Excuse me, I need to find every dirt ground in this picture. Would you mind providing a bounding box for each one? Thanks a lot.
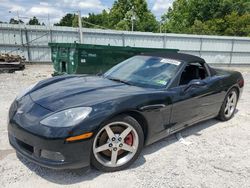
[0,64,249,188]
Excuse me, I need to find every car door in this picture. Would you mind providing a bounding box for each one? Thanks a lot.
[168,62,221,132]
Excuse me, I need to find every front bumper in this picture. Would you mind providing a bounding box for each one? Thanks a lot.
[8,122,93,170]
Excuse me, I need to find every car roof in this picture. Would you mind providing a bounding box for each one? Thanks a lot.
[140,52,205,63]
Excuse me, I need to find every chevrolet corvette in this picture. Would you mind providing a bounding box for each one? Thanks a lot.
[8,52,244,172]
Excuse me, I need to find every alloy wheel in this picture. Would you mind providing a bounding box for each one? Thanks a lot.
[93,122,139,168]
[224,90,237,118]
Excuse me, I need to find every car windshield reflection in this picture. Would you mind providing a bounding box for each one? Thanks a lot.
[104,55,181,88]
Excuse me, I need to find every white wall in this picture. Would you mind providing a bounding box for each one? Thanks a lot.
[0,23,249,64]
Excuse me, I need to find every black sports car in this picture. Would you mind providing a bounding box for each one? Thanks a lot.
[8,52,244,172]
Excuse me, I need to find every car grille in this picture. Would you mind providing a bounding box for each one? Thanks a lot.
[16,138,34,154]
[14,136,65,162]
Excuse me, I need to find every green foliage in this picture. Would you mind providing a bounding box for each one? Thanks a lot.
[82,10,110,29]
[55,13,76,27]
[224,12,250,36]
[54,0,159,32]
[27,16,41,25]
[9,18,24,24]
[53,0,250,35]
[162,0,250,36]
[109,0,159,32]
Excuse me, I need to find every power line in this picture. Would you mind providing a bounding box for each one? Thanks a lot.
[7,31,50,54]
[82,20,109,30]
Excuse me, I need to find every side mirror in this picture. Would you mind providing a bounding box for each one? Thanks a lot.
[96,72,103,76]
[184,79,207,92]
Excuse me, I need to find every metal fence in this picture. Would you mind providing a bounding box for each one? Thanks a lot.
[0,23,250,65]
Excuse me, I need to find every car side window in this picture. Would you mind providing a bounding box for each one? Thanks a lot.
[179,62,208,86]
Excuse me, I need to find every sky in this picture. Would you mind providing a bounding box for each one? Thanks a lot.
[0,0,173,25]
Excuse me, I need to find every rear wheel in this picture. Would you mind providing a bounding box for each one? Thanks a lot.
[91,115,144,172]
[217,88,238,121]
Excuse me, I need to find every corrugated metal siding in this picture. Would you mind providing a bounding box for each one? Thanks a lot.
[0,23,249,64]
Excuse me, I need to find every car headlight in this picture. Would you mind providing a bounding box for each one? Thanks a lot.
[16,83,37,100]
[40,107,92,127]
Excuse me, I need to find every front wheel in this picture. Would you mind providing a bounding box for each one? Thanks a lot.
[217,88,238,121]
[91,115,144,172]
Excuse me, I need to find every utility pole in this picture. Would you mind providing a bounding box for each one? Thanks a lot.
[48,13,51,26]
[78,10,83,43]
[16,11,23,45]
[108,8,110,27]
[131,6,136,32]
[131,18,134,32]
[16,11,20,23]
[9,10,23,49]
[160,20,163,33]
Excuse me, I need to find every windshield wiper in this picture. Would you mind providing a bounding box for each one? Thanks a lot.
[107,77,133,86]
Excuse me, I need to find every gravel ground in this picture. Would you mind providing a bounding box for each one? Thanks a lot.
[0,64,250,188]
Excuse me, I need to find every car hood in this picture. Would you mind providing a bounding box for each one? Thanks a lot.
[29,76,148,111]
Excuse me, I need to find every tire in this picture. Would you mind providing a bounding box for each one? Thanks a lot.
[91,115,144,172]
[217,88,238,121]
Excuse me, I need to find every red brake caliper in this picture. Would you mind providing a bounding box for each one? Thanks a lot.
[125,133,133,146]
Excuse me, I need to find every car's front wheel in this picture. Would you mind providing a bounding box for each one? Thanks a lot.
[91,115,144,172]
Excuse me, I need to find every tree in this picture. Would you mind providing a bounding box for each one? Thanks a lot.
[54,0,159,32]
[109,0,159,32]
[162,0,250,36]
[80,0,159,32]
[54,13,76,27]
[27,16,41,25]
[9,18,24,24]
[82,10,110,29]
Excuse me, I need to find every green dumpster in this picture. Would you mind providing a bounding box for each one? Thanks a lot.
[49,43,179,75]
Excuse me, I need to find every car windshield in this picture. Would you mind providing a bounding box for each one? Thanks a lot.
[104,55,182,88]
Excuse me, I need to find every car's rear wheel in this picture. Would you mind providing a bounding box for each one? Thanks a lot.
[91,115,144,172]
[217,88,238,121]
